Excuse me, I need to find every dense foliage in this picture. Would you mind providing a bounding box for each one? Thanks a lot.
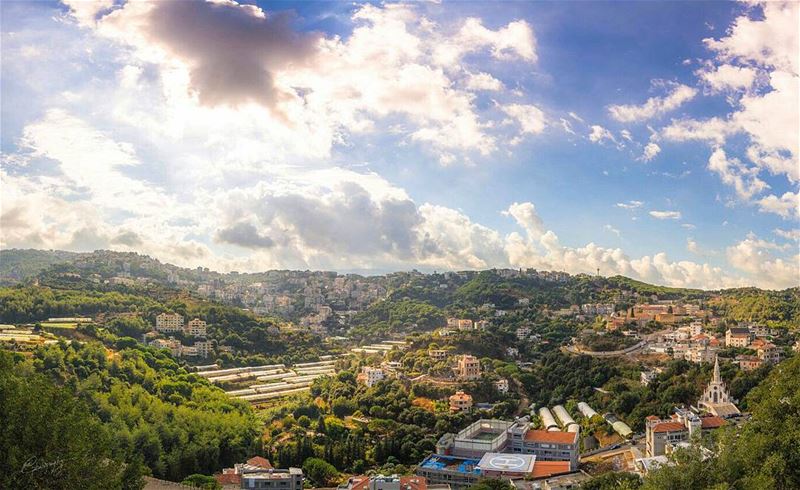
[0,351,138,489]
[12,341,261,483]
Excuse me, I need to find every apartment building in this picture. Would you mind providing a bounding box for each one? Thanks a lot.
[155,313,184,333]
[186,318,208,337]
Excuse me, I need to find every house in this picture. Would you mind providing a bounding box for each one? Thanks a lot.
[455,355,481,380]
[736,355,763,371]
[150,337,182,357]
[750,339,780,364]
[429,349,449,361]
[640,370,658,386]
[357,367,385,387]
[494,379,509,394]
[725,327,751,348]
[516,326,532,340]
[215,456,291,490]
[449,391,473,412]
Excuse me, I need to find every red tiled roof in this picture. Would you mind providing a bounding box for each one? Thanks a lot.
[247,456,273,469]
[524,430,577,444]
[646,415,660,421]
[531,461,571,479]
[652,422,686,433]
[700,416,726,429]
[215,473,242,485]
[400,476,428,490]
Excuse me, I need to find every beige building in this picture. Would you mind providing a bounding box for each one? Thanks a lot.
[155,313,184,333]
[455,355,481,380]
[185,318,208,337]
[357,367,385,387]
[725,327,751,347]
[429,349,449,361]
[449,391,473,412]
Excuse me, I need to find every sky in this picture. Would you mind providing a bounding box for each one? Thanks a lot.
[0,0,798,289]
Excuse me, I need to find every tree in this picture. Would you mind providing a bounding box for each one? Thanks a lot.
[0,352,130,489]
[582,472,642,489]
[470,478,515,490]
[182,474,222,489]
[302,457,339,486]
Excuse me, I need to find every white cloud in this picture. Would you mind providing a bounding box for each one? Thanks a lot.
[774,229,800,241]
[604,224,621,237]
[698,64,758,92]
[568,112,584,123]
[501,103,546,135]
[727,234,799,289]
[60,1,543,162]
[661,117,737,145]
[649,210,682,220]
[434,17,536,65]
[756,192,800,220]
[707,147,768,200]
[588,125,617,144]
[703,1,798,74]
[608,83,697,122]
[503,202,545,239]
[640,142,661,162]
[464,72,503,91]
[686,238,700,255]
[616,200,643,210]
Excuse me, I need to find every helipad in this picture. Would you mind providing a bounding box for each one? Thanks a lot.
[476,452,536,475]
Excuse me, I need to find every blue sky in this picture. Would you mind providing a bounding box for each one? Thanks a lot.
[0,0,797,289]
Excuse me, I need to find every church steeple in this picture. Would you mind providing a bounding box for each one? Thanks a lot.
[713,355,721,384]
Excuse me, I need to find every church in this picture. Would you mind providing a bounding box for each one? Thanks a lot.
[698,356,741,417]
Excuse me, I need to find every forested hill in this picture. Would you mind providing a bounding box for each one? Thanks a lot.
[2,249,799,334]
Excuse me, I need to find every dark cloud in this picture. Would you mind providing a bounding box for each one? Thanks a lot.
[67,227,109,252]
[144,0,320,112]
[216,222,275,249]
[253,182,423,259]
[111,230,143,246]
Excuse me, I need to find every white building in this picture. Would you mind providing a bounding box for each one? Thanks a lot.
[516,326,532,340]
[155,313,184,333]
[358,367,385,387]
[185,318,207,337]
[494,378,509,394]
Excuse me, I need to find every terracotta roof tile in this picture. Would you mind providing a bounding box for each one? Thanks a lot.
[700,416,725,429]
[524,430,578,444]
[652,422,686,433]
[247,456,273,469]
[531,461,571,479]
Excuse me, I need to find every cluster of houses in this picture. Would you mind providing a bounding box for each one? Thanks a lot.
[605,302,708,330]
[646,322,782,370]
[147,313,224,359]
